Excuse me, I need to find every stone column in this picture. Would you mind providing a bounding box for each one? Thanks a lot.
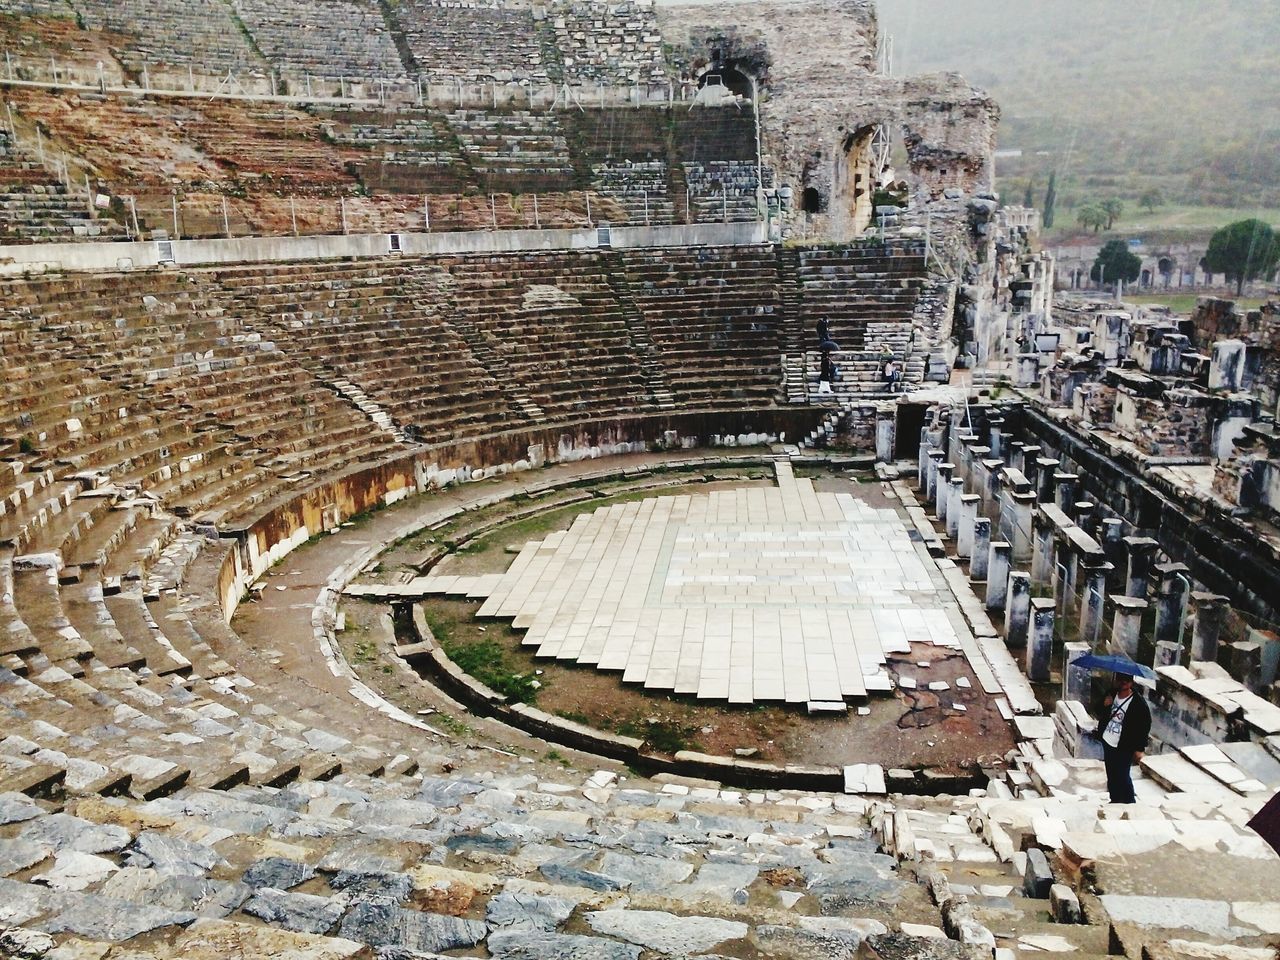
[1055,544,1080,619]
[1123,536,1160,600]
[1063,641,1091,703]
[935,463,955,520]
[1110,596,1148,659]
[968,445,992,494]
[1054,472,1079,511]
[1222,641,1262,691]
[1073,501,1095,539]
[1009,491,1037,562]
[1078,562,1112,645]
[971,518,991,581]
[1021,445,1043,485]
[1005,571,1032,647]
[875,409,896,463]
[918,433,933,487]
[1153,562,1191,645]
[1036,457,1060,503]
[1249,627,1280,688]
[986,542,1012,611]
[1100,518,1125,582]
[1027,598,1056,682]
[945,477,965,540]
[1009,440,1026,472]
[1031,511,1056,585]
[926,450,946,502]
[1017,353,1040,387]
[982,459,1004,520]
[1190,592,1229,663]
[1153,640,1182,669]
[956,434,980,484]
[988,417,1005,459]
[1208,339,1247,391]
[957,494,980,559]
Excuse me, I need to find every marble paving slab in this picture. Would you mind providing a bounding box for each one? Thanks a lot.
[430,461,987,703]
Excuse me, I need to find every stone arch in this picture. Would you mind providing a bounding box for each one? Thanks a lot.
[828,123,878,239]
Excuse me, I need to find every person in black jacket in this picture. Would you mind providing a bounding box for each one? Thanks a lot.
[1095,672,1152,804]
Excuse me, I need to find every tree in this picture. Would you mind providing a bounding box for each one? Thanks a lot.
[1042,171,1057,230]
[1101,197,1124,230]
[1204,218,1280,296]
[1091,239,1142,286]
[1023,183,1035,208]
[1138,188,1164,213]
[1077,203,1107,233]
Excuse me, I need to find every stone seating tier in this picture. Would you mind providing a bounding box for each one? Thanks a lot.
[231,0,405,78]
[393,0,549,81]
[621,245,784,406]
[71,0,263,72]
[796,245,930,349]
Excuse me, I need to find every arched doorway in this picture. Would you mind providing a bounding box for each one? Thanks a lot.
[697,64,753,99]
[801,187,822,214]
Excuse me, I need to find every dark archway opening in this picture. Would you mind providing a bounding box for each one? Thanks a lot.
[895,403,928,460]
[698,61,753,99]
[801,187,822,214]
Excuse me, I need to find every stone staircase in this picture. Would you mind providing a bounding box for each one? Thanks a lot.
[322,374,412,446]
[874,720,1280,960]
[0,751,950,958]
[605,251,677,410]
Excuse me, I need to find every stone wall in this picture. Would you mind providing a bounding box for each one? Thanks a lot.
[217,407,828,616]
[657,0,997,243]
[1010,403,1280,624]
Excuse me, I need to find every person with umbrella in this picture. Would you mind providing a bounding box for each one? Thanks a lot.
[1094,669,1152,804]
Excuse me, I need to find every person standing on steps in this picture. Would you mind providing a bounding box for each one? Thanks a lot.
[1095,672,1151,804]
[816,316,830,345]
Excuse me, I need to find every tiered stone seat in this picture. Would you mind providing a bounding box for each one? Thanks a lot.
[176,101,364,195]
[394,0,549,81]
[212,259,518,444]
[592,159,674,224]
[0,130,127,243]
[232,0,406,78]
[0,0,70,14]
[444,252,652,421]
[0,270,405,533]
[6,91,224,190]
[621,245,783,407]
[683,159,759,223]
[446,109,575,190]
[796,243,929,349]
[323,108,474,193]
[552,0,667,86]
[73,0,263,72]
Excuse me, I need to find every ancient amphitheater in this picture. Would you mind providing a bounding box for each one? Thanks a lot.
[0,0,1276,958]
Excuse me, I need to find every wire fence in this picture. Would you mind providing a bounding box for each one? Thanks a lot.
[0,49,697,110]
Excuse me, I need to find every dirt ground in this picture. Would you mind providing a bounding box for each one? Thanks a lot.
[344,469,1016,774]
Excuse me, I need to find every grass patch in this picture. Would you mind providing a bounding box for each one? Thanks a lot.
[425,608,539,704]
[442,637,540,703]
[1122,293,1269,315]
[555,709,590,725]
[433,712,474,738]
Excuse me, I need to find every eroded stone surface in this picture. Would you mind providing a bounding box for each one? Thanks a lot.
[586,909,748,954]
[339,901,486,953]
[487,930,643,960]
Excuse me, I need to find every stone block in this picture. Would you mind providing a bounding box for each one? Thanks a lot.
[1050,883,1081,923]
[1022,848,1053,898]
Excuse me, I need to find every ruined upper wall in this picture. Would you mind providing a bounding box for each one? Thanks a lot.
[657,0,998,241]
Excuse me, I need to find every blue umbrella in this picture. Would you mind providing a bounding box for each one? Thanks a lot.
[1070,653,1157,682]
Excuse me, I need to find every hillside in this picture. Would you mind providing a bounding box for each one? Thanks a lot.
[877,0,1280,233]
